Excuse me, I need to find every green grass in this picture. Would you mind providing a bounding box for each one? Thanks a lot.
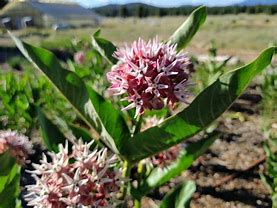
[1,14,277,61]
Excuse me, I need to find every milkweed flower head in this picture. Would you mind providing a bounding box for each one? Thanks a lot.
[107,37,193,117]
[25,140,123,208]
[74,51,86,65]
[151,145,180,167]
[0,130,34,164]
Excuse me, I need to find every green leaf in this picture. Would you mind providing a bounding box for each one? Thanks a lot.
[122,47,276,162]
[0,151,17,193]
[0,172,20,208]
[91,34,117,64]
[160,181,196,208]
[86,85,130,155]
[169,6,207,51]
[0,151,16,176]
[37,107,67,153]
[132,132,218,198]
[10,33,130,154]
[68,123,102,149]
[93,29,101,37]
[68,124,94,143]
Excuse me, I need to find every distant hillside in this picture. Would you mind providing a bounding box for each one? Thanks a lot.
[93,3,167,17]
[92,2,277,17]
[94,3,159,10]
[93,3,196,17]
[238,0,277,6]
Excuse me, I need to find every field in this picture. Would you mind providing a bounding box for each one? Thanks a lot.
[1,14,277,62]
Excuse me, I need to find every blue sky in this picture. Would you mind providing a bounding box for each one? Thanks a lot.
[73,0,244,8]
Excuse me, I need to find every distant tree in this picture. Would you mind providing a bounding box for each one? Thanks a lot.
[120,5,129,17]
[136,5,149,18]
[246,6,256,14]
[0,0,8,9]
[135,5,141,17]
[158,8,167,17]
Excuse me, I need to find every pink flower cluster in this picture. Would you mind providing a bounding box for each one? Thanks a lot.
[74,51,86,65]
[0,130,33,164]
[107,38,192,116]
[151,145,180,167]
[25,140,123,208]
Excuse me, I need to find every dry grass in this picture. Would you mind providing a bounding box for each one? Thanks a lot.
[1,14,277,61]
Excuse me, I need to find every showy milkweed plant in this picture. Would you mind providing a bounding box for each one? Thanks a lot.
[0,6,276,207]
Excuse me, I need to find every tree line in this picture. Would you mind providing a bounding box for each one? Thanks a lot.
[93,4,277,17]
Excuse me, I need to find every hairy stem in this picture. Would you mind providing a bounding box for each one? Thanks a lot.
[133,115,142,135]
[119,160,132,200]
[134,198,141,208]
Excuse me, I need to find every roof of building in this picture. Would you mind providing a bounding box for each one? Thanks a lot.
[28,1,97,17]
[0,0,101,19]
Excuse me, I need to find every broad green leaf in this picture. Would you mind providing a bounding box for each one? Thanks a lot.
[0,172,20,208]
[68,124,94,143]
[10,33,130,154]
[160,181,196,208]
[0,151,16,176]
[86,85,130,155]
[91,33,117,64]
[37,107,67,152]
[132,132,217,198]
[68,124,102,149]
[0,164,17,193]
[169,6,207,51]
[0,151,17,193]
[122,47,276,162]
[93,29,101,37]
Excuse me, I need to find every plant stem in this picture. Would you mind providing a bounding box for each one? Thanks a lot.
[137,161,144,185]
[119,160,132,200]
[134,198,141,208]
[133,115,142,135]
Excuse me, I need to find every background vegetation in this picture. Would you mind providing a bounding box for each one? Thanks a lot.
[93,3,277,17]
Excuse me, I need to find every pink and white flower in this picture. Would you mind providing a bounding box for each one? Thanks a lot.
[74,51,86,65]
[25,140,123,208]
[107,37,192,116]
[151,145,180,167]
[0,130,33,164]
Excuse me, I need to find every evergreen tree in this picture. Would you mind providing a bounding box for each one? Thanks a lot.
[120,5,129,18]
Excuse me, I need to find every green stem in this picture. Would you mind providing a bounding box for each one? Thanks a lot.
[119,160,132,200]
[137,161,144,185]
[134,198,141,208]
[133,115,142,135]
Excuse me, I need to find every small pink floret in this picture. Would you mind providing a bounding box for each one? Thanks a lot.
[74,51,86,65]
